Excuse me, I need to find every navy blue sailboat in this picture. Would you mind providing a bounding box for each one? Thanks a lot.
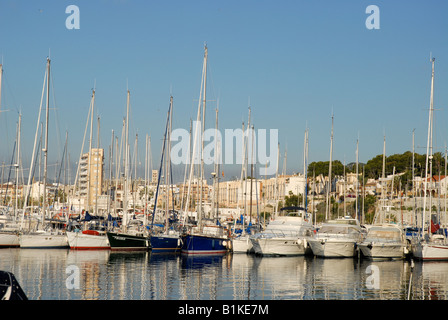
[149,96,182,253]
[180,45,231,255]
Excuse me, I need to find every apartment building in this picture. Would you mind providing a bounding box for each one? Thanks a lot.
[79,148,104,210]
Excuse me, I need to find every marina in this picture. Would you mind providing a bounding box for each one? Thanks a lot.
[1,248,448,300]
[1,1,448,305]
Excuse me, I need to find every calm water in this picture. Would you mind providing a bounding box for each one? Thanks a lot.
[0,248,447,300]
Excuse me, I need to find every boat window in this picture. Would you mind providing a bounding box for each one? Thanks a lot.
[366,229,401,240]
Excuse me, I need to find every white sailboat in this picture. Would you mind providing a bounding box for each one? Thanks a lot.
[232,108,256,254]
[0,64,20,248]
[67,89,110,250]
[358,224,408,259]
[411,57,448,261]
[19,58,68,249]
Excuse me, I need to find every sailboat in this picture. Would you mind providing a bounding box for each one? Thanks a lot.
[19,58,68,249]
[411,57,448,261]
[232,109,264,254]
[150,96,182,253]
[66,89,110,250]
[0,87,21,248]
[180,45,231,255]
[106,90,150,251]
[358,138,408,259]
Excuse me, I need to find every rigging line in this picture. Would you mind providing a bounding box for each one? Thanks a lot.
[50,66,63,165]
[3,70,20,113]
[2,141,16,206]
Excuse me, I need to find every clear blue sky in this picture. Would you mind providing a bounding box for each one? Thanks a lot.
[0,0,447,182]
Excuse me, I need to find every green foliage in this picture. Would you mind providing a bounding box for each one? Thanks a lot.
[283,191,304,208]
[308,160,345,177]
[308,151,446,188]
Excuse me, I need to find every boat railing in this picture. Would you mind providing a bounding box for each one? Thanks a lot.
[254,229,305,239]
[363,236,404,244]
[314,232,362,241]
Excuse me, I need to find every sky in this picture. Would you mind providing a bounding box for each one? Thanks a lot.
[0,0,447,183]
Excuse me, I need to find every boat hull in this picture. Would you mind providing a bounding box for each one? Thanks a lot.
[181,234,229,255]
[251,237,308,256]
[308,238,357,258]
[232,235,253,253]
[0,231,20,248]
[106,232,150,251]
[358,242,406,260]
[67,231,110,250]
[19,233,69,249]
[150,234,182,253]
[411,242,448,261]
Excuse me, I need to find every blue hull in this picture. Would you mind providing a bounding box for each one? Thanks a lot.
[150,235,181,252]
[181,234,229,255]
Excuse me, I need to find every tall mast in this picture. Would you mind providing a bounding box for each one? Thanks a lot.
[42,58,50,225]
[211,107,219,219]
[123,90,130,231]
[165,96,173,232]
[199,45,208,225]
[250,125,254,225]
[325,114,334,221]
[412,129,416,227]
[422,57,435,236]
[95,115,100,215]
[303,128,309,212]
[15,113,21,221]
[87,90,95,213]
[377,135,386,224]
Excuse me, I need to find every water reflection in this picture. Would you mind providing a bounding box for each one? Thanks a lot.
[0,248,447,300]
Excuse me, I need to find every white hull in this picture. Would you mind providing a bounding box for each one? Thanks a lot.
[412,241,448,261]
[232,235,253,253]
[0,231,20,247]
[67,231,110,250]
[251,237,308,256]
[308,238,358,258]
[358,242,406,259]
[19,232,68,248]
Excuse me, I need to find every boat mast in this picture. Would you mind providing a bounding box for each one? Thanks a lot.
[325,114,334,221]
[211,107,219,220]
[95,115,100,215]
[303,127,309,216]
[87,90,95,213]
[123,90,130,232]
[165,96,173,232]
[199,45,208,226]
[250,125,254,225]
[14,113,21,221]
[412,129,416,227]
[151,96,172,230]
[422,57,435,237]
[41,58,51,227]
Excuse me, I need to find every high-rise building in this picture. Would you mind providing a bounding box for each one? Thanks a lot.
[152,169,158,184]
[79,148,104,210]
